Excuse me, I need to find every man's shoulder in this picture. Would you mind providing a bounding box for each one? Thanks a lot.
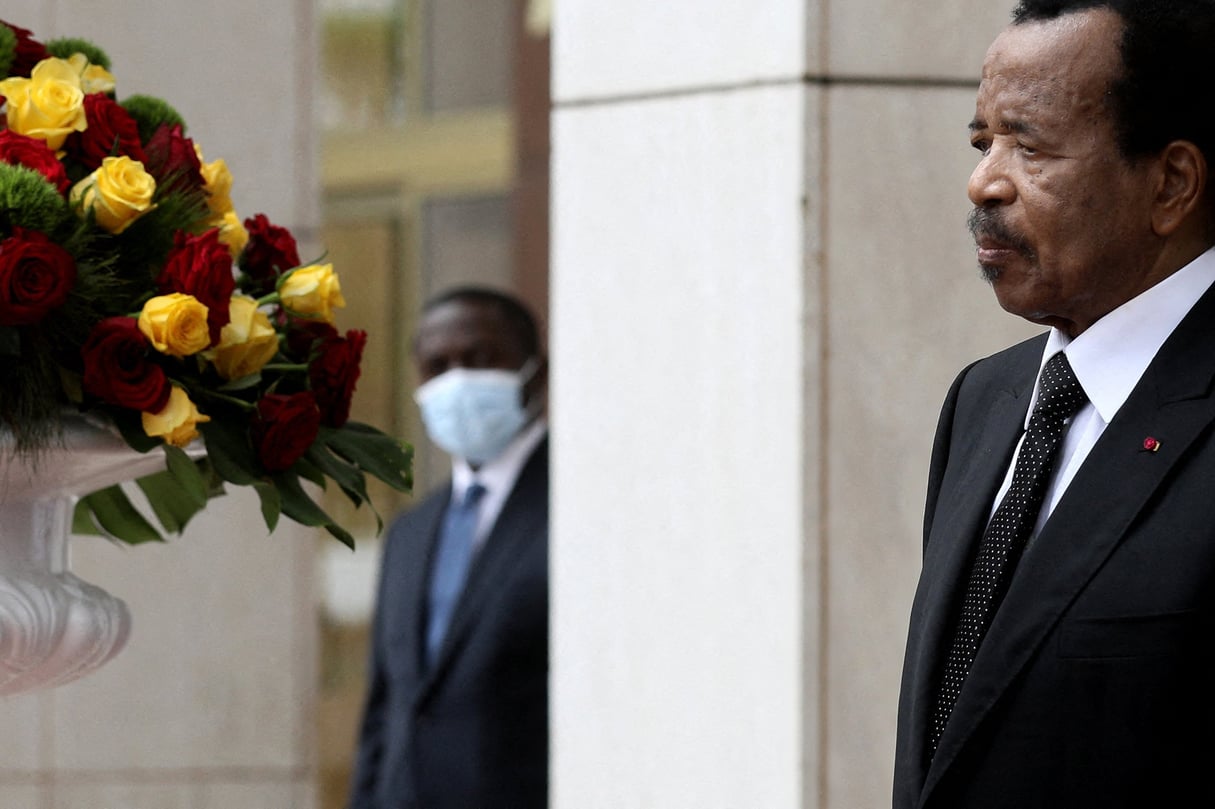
[980,331,1048,369]
[957,331,1049,391]
[385,484,450,542]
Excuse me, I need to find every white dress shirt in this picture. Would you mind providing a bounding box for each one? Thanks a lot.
[450,417,547,550]
[991,246,1215,546]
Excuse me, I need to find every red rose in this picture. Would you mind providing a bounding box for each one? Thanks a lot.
[143,123,204,197]
[252,391,321,472]
[157,229,235,344]
[0,21,49,78]
[285,320,337,361]
[240,213,300,294]
[80,317,172,412]
[0,129,71,193]
[64,94,148,171]
[309,329,366,427]
[0,227,76,325]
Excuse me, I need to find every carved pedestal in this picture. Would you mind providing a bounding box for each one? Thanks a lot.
[0,415,170,694]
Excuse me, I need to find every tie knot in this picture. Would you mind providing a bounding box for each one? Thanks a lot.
[461,482,487,508]
[1033,351,1088,421]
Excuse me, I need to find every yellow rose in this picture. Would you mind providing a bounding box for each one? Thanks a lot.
[206,296,280,380]
[217,209,249,259]
[71,156,157,234]
[0,57,87,150]
[138,293,212,357]
[67,53,116,95]
[142,386,210,448]
[200,155,234,219]
[279,263,346,323]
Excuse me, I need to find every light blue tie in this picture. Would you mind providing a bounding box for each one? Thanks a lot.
[425,482,487,666]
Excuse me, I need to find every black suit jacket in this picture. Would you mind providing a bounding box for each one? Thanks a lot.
[895,284,1215,808]
[350,438,548,809]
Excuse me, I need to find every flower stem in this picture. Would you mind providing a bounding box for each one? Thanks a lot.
[196,389,257,410]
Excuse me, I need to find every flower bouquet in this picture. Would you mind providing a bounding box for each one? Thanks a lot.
[0,20,412,548]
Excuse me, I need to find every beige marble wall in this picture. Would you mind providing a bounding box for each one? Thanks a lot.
[821,83,1037,805]
[552,1,1040,808]
[1,2,320,808]
[819,7,1038,807]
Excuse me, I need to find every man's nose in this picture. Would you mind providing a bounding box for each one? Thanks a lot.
[967,149,1015,208]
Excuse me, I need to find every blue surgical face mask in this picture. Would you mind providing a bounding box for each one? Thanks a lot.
[414,359,539,464]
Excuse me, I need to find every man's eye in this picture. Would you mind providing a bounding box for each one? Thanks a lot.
[972,140,991,155]
[1018,143,1038,156]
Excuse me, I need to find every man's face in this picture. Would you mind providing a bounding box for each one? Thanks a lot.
[413,299,530,385]
[967,8,1161,337]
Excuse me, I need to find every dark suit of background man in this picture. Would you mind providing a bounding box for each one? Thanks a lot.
[350,287,548,809]
[895,1,1215,807]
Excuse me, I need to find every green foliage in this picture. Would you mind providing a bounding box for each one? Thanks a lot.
[75,484,163,544]
[275,469,354,549]
[188,417,412,549]
[322,422,414,493]
[0,344,70,451]
[0,165,71,234]
[72,420,412,546]
[45,37,111,70]
[121,95,186,144]
[0,24,15,78]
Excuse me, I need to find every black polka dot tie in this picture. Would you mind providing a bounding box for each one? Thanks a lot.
[928,351,1088,756]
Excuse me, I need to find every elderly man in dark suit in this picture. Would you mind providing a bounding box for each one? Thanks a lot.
[895,1,1215,806]
[350,286,548,809]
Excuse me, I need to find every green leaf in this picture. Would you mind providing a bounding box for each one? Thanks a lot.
[163,445,208,507]
[275,471,354,549]
[321,521,357,549]
[275,471,330,525]
[306,442,368,507]
[254,480,281,533]
[321,422,413,493]
[295,457,328,489]
[72,499,103,536]
[195,422,285,536]
[218,373,263,392]
[198,419,259,485]
[78,485,165,545]
[310,443,383,534]
[134,469,209,535]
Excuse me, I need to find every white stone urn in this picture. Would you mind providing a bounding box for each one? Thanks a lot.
[0,413,173,695]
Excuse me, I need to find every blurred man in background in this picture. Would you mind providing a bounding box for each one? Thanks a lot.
[350,286,548,809]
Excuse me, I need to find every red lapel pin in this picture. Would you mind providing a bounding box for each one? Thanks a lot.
[1142,436,1161,453]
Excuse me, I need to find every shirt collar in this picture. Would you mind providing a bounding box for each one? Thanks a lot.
[1032,246,1215,427]
[451,417,548,500]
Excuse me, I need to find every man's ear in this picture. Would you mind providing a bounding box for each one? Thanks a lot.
[1152,140,1208,237]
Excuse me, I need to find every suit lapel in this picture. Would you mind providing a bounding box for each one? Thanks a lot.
[417,438,548,696]
[400,490,449,680]
[923,286,1215,802]
[903,366,1033,791]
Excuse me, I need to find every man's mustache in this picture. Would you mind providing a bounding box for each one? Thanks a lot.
[967,208,1035,259]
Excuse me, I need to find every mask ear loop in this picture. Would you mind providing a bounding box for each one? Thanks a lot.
[517,357,541,383]
[517,356,544,417]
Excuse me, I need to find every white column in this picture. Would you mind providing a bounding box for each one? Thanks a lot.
[551,2,820,806]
